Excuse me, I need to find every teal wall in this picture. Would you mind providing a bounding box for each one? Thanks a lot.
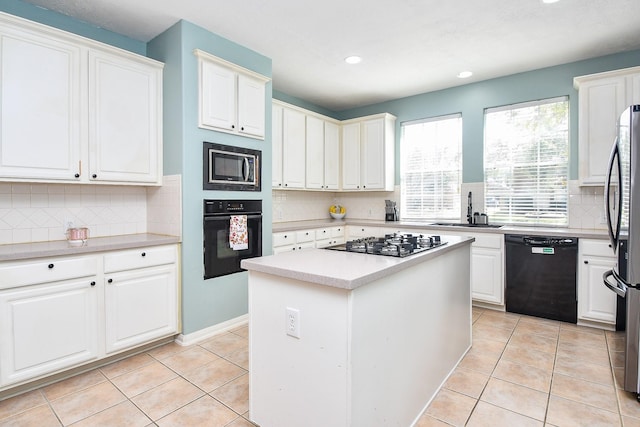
[147,21,272,335]
[1,0,145,55]
[276,50,640,184]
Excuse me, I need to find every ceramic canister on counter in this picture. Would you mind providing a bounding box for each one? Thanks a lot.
[66,227,89,245]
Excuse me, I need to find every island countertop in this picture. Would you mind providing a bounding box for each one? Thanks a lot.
[241,234,473,290]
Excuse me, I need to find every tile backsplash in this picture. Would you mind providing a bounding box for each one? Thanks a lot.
[273,180,608,230]
[273,187,401,223]
[0,175,182,245]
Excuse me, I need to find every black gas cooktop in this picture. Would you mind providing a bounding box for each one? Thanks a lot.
[325,233,446,257]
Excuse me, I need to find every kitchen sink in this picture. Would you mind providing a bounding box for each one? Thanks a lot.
[431,222,503,229]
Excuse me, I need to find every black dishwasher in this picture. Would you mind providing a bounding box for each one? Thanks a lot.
[505,234,578,323]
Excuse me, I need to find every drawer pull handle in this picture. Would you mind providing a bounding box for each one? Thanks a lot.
[90,281,96,286]
[92,174,97,178]
[584,260,589,264]
[108,278,113,283]
[48,263,54,269]
[74,173,80,178]
[141,252,146,257]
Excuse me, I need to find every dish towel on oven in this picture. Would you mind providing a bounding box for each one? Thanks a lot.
[229,215,248,250]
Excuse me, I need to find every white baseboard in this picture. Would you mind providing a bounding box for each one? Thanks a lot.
[175,314,249,346]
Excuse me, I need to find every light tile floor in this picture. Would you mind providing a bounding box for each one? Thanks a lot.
[1,309,639,426]
[416,307,640,426]
[0,325,253,427]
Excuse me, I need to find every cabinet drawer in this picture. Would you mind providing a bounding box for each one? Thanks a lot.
[331,226,344,238]
[273,232,295,247]
[104,245,176,273]
[580,239,615,258]
[470,233,503,249]
[315,228,331,240]
[296,230,314,243]
[0,256,98,289]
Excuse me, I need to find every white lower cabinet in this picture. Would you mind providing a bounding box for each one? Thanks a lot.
[468,233,504,305]
[0,278,99,386]
[345,225,384,240]
[105,265,176,353]
[315,226,345,248]
[0,244,179,389]
[273,227,346,253]
[578,239,617,325]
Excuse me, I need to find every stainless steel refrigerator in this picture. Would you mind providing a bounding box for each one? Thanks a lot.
[604,104,640,395]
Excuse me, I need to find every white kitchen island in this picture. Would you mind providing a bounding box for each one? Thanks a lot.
[241,235,473,427]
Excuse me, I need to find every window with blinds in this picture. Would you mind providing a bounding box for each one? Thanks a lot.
[484,97,569,226]
[400,114,462,220]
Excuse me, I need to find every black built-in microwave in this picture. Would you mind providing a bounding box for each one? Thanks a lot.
[203,142,261,191]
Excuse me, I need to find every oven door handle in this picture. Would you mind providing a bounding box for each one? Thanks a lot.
[603,269,628,298]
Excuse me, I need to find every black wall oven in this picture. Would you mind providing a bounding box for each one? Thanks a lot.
[203,199,262,279]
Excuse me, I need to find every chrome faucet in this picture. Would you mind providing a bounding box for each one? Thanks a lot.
[467,191,473,224]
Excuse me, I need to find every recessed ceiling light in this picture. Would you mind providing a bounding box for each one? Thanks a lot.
[457,71,473,79]
[345,56,362,65]
[542,0,560,3]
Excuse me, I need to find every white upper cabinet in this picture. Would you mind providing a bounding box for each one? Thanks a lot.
[198,59,236,132]
[341,122,361,190]
[0,13,163,185]
[305,115,325,189]
[574,66,640,185]
[323,121,340,190]
[282,107,306,189]
[273,100,395,192]
[238,74,267,137]
[341,114,396,191]
[88,49,162,184]
[272,104,284,188]
[306,115,340,190]
[0,17,83,181]
[196,49,269,140]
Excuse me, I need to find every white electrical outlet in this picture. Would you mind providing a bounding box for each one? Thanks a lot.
[286,307,301,339]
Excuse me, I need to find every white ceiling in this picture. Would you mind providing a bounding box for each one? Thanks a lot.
[21,0,640,111]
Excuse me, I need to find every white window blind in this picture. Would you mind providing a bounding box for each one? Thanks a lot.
[400,114,462,220]
[484,97,569,226]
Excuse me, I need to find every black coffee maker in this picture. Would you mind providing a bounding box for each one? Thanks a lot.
[385,200,398,221]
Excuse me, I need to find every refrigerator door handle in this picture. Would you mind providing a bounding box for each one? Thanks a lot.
[604,137,622,250]
[603,269,628,298]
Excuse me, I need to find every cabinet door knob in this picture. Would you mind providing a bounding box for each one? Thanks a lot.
[92,174,97,178]
[48,263,54,269]
[108,278,113,283]
[90,281,96,286]
[74,173,80,178]
[231,125,235,129]
[241,126,245,131]
[141,252,146,257]
[584,260,588,264]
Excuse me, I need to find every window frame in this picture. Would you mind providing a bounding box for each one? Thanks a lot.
[483,96,570,226]
[400,113,463,222]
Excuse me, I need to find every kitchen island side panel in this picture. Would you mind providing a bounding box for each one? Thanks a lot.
[248,272,350,427]
[248,241,472,427]
[349,244,472,426]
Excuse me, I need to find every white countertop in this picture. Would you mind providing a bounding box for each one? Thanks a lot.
[272,218,609,239]
[242,235,473,290]
[0,233,181,261]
